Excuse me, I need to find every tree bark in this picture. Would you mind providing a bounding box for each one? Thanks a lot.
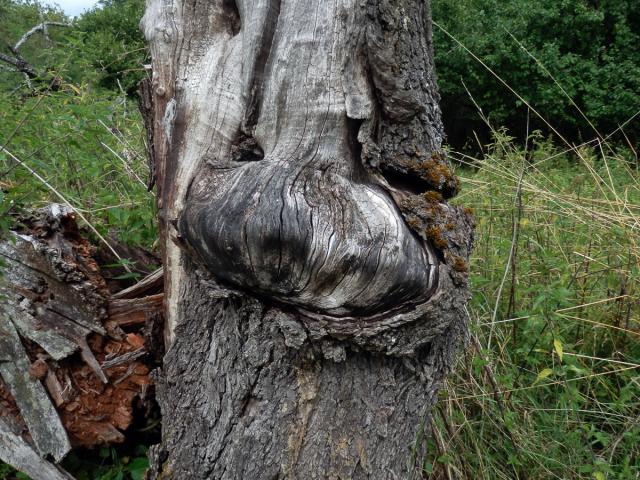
[142,0,474,478]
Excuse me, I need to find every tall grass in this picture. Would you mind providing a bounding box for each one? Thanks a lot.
[423,131,640,479]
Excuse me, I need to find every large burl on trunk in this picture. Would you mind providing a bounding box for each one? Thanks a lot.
[142,0,474,478]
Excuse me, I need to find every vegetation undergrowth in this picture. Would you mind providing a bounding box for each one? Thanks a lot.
[0,87,156,250]
[0,0,154,254]
[422,132,640,479]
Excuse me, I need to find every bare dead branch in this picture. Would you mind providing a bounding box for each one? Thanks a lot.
[0,22,70,84]
[112,268,164,299]
[13,22,70,52]
[0,51,37,78]
[101,348,146,370]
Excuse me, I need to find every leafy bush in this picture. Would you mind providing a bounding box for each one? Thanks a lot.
[0,86,157,249]
[433,0,640,148]
[74,0,147,94]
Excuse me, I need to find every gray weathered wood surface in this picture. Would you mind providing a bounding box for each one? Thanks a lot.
[0,417,73,480]
[0,315,71,462]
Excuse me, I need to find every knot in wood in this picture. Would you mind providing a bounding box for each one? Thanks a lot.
[181,161,439,319]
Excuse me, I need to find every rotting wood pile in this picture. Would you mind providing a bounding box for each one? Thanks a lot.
[0,204,163,479]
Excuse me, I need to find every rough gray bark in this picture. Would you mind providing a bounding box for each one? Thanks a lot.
[142,0,474,478]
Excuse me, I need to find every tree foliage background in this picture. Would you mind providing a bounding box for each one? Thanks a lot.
[433,0,640,147]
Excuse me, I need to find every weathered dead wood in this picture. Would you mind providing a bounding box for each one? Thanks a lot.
[101,347,146,369]
[0,205,157,476]
[0,316,71,461]
[0,208,109,385]
[57,334,151,448]
[0,417,74,480]
[138,77,157,191]
[13,22,70,51]
[108,293,164,328]
[7,304,77,361]
[112,268,163,299]
[0,52,38,79]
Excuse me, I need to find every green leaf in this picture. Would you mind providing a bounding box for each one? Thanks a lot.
[534,368,553,385]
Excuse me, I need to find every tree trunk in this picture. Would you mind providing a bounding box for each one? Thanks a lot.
[142,0,474,478]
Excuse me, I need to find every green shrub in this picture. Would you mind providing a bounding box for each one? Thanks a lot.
[0,86,157,250]
[75,0,147,95]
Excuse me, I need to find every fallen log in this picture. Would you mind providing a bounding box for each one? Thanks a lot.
[0,205,163,478]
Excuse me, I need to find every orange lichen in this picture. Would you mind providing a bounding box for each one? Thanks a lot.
[410,159,457,191]
[406,217,421,229]
[422,191,443,203]
[451,255,468,273]
[425,226,448,249]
